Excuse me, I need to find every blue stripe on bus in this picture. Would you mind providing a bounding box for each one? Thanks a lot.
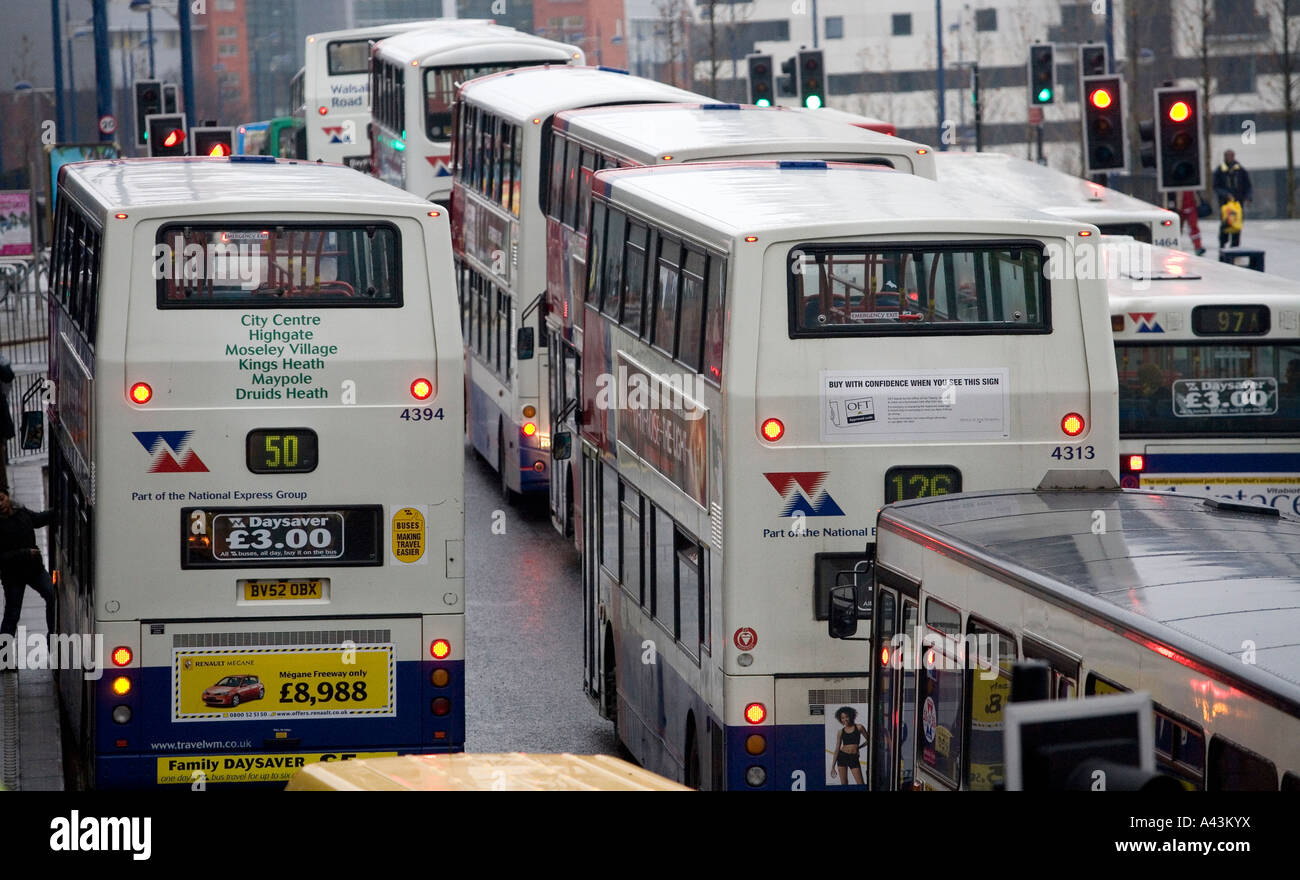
[1142,453,1300,474]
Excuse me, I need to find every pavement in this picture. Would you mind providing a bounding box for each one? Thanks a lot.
[0,456,63,791]
[1182,218,1300,282]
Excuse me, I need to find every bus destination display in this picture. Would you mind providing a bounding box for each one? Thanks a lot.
[182,505,383,568]
[885,466,962,504]
[1191,305,1269,336]
[247,429,319,473]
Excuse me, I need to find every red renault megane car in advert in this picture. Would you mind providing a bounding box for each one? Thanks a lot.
[203,675,266,707]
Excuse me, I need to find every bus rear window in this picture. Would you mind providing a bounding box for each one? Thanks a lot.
[1117,342,1300,437]
[155,224,402,308]
[789,243,1047,336]
[326,40,371,75]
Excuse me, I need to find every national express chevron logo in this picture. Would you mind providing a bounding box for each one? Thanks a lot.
[133,430,208,473]
[764,472,845,517]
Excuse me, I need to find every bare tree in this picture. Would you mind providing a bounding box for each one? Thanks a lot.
[705,0,720,94]
[653,0,692,88]
[1266,0,1299,217]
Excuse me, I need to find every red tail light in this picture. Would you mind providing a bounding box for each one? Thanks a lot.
[760,418,784,442]
[1127,454,1145,472]
[129,382,152,404]
[430,639,451,659]
[411,378,433,400]
[744,702,766,724]
[112,647,133,667]
[1061,413,1085,437]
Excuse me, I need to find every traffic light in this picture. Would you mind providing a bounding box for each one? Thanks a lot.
[1079,44,1107,77]
[163,82,179,114]
[779,56,797,97]
[798,49,825,109]
[1028,43,1055,104]
[746,54,774,107]
[1137,119,1156,169]
[1081,75,1126,174]
[191,126,235,157]
[1154,86,1203,191]
[146,113,188,157]
[134,79,163,147]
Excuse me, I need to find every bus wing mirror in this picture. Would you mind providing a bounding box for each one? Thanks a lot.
[552,431,572,461]
[828,585,859,639]
[517,326,535,360]
[19,410,44,451]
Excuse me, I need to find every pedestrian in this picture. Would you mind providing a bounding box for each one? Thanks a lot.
[0,352,14,494]
[1212,150,1252,249]
[1177,190,1206,256]
[0,491,57,653]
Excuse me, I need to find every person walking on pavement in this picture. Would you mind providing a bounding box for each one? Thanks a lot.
[1212,150,1252,249]
[0,491,57,655]
[0,351,13,494]
[1177,190,1206,256]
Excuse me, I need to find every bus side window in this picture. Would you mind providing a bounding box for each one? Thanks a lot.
[1084,672,1128,696]
[622,223,647,335]
[620,482,642,603]
[703,255,725,385]
[599,463,621,582]
[1153,706,1205,790]
[577,149,597,237]
[1207,737,1277,791]
[1023,635,1079,700]
[918,599,964,789]
[547,135,567,221]
[677,250,706,372]
[563,140,581,230]
[674,527,703,659]
[587,201,607,307]
[510,126,522,217]
[602,209,626,319]
[652,506,675,635]
[652,238,681,356]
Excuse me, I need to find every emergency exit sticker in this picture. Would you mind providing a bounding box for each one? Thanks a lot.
[391,506,427,565]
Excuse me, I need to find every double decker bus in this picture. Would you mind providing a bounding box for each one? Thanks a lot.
[848,485,1300,790]
[48,156,464,788]
[559,161,1119,788]
[541,103,938,545]
[1107,241,1300,512]
[299,20,446,169]
[934,150,1180,246]
[371,23,583,204]
[452,66,707,498]
[237,118,303,159]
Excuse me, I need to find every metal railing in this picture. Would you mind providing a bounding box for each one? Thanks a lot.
[1,251,50,463]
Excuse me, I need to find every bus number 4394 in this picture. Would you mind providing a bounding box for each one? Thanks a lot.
[401,408,444,421]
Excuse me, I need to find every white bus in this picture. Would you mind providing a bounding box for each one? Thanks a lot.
[371,23,583,205]
[557,160,1120,789]
[300,20,448,169]
[850,485,1300,790]
[542,103,937,545]
[452,66,707,499]
[1107,241,1300,512]
[793,106,898,136]
[935,150,1181,246]
[48,155,464,788]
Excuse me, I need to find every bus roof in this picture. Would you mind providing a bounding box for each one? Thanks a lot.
[553,103,930,167]
[458,65,709,125]
[373,21,579,67]
[880,488,1300,709]
[306,19,453,45]
[593,162,1095,243]
[1103,238,1300,305]
[935,151,1178,225]
[285,752,691,791]
[791,105,897,135]
[59,157,435,220]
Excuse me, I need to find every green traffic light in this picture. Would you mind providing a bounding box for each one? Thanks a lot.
[756,98,772,107]
[1036,87,1052,103]
[804,95,823,110]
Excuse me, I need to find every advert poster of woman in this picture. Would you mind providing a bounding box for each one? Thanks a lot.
[826,704,869,786]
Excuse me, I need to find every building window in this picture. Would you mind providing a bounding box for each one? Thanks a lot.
[218,26,239,40]
[892,13,912,36]
[215,0,236,10]
[218,43,239,57]
[825,16,844,39]
[975,8,997,31]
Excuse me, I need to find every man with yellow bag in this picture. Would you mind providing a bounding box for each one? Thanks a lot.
[1212,150,1252,249]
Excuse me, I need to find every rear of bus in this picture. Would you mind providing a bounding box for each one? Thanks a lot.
[302,22,444,168]
[714,164,1117,788]
[71,159,464,788]
[543,104,933,543]
[1110,245,1300,512]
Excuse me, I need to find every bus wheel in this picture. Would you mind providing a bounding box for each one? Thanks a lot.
[684,723,702,790]
[603,628,617,725]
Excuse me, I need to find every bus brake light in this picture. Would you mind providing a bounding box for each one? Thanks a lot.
[129,382,153,404]
[430,639,451,659]
[523,422,537,437]
[744,702,766,724]
[318,106,328,116]
[1128,454,1145,472]
[1061,413,1085,437]
[760,418,784,442]
[112,647,133,667]
[411,378,433,400]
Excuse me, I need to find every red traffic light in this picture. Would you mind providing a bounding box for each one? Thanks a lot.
[1168,100,1190,122]
[206,142,231,157]
[162,128,185,148]
[1089,88,1113,109]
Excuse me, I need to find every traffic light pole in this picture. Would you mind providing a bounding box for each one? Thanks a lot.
[936,0,946,151]
[1036,123,1044,164]
[93,0,112,142]
[972,63,982,152]
[179,0,195,122]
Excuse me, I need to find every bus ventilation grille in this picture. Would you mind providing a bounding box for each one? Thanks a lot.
[172,630,393,648]
[710,503,723,547]
[807,688,869,715]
